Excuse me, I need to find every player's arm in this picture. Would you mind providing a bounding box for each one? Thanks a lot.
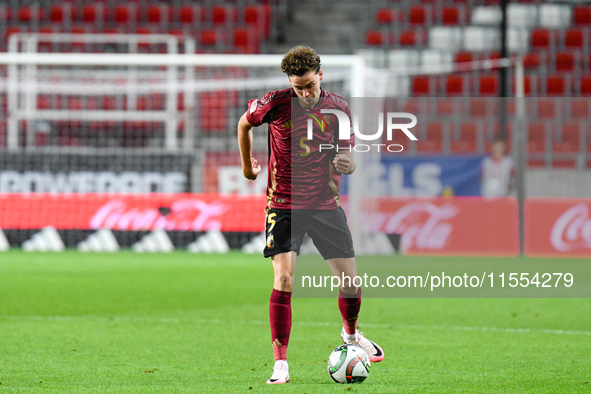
[238,111,262,180]
[333,151,356,175]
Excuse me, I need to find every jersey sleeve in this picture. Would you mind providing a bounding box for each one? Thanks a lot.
[246,92,276,127]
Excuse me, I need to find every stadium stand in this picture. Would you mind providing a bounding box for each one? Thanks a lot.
[0,1,275,54]
[361,0,590,167]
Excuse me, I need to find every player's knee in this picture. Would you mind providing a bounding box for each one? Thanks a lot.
[275,272,292,286]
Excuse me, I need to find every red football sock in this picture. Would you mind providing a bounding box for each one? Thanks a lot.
[269,289,292,361]
[338,288,361,335]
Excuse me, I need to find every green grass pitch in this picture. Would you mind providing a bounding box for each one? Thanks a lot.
[0,251,590,393]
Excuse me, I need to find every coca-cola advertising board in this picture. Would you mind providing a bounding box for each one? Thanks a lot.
[365,197,520,256]
[525,198,591,257]
[0,194,520,256]
[0,193,266,232]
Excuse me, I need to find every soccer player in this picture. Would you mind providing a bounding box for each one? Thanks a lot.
[237,46,384,384]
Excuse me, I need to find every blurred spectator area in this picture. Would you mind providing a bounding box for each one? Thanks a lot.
[363,1,591,97]
[383,97,589,169]
[360,0,591,168]
[0,0,285,54]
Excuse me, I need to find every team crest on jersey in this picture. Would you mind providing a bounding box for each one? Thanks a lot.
[306,111,329,132]
[266,234,275,248]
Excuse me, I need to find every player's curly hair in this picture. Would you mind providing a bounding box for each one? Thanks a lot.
[281,46,321,77]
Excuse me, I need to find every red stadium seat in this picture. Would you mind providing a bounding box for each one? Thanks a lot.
[80,5,98,23]
[573,6,591,25]
[200,30,218,46]
[487,51,501,61]
[146,5,171,24]
[537,99,556,119]
[399,30,421,46]
[580,76,591,96]
[571,99,590,118]
[564,29,584,48]
[523,53,541,69]
[402,99,421,114]
[409,6,427,25]
[244,6,271,38]
[365,30,383,46]
[376,8,394,24]
[137,94,164,111]
[436,100,455,115]
[68,97,83,111]
[479,75,498,96]
[545,75,566,96]
[554,123,581,153]
[412,76,431,96]
[416,122,443,153]
[112,5,135,24]
[555,52,575,72]
[234,28,259,54]
[530,29,550,49]
[49,4,69,23]
[553,123,581,168]
[212,6,227,25]
[469,98,488,117]
[450,122,478,153]
[455,52,473,63]
[441,6,459,25]
[200,91,229,132]
[179,6,198,24]
[37,95,51,110]
[18,6,36,22]
[445,75,463,96]
[244,6,261,24]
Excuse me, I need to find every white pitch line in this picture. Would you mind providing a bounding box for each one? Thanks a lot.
[2,315,590,336]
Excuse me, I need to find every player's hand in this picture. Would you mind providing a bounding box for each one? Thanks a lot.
[243,158,262,180]
[333,154,355,175]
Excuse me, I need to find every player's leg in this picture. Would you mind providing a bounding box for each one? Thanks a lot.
[267,251,295,384]
[308,207,385,363]
[264,208,300,384]
[326,256,384,362]
[326,256,360,333]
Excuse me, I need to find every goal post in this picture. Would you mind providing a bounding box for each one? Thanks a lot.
[0,51,364,151]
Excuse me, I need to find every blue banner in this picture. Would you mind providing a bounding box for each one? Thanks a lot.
[342,155,484,197]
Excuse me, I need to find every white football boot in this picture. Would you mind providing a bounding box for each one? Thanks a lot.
[266,360,289,384]
[341,328,385,363]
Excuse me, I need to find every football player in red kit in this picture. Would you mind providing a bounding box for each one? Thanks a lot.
[237,45,384,384]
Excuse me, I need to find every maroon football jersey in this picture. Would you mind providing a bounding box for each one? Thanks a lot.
[246,88,353,210]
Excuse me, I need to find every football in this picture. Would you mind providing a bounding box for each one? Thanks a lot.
[327,344,371,384]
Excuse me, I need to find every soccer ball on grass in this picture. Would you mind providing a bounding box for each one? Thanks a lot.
[327,344,370,383]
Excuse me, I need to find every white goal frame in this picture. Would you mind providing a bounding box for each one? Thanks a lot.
[0,51,365,151]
